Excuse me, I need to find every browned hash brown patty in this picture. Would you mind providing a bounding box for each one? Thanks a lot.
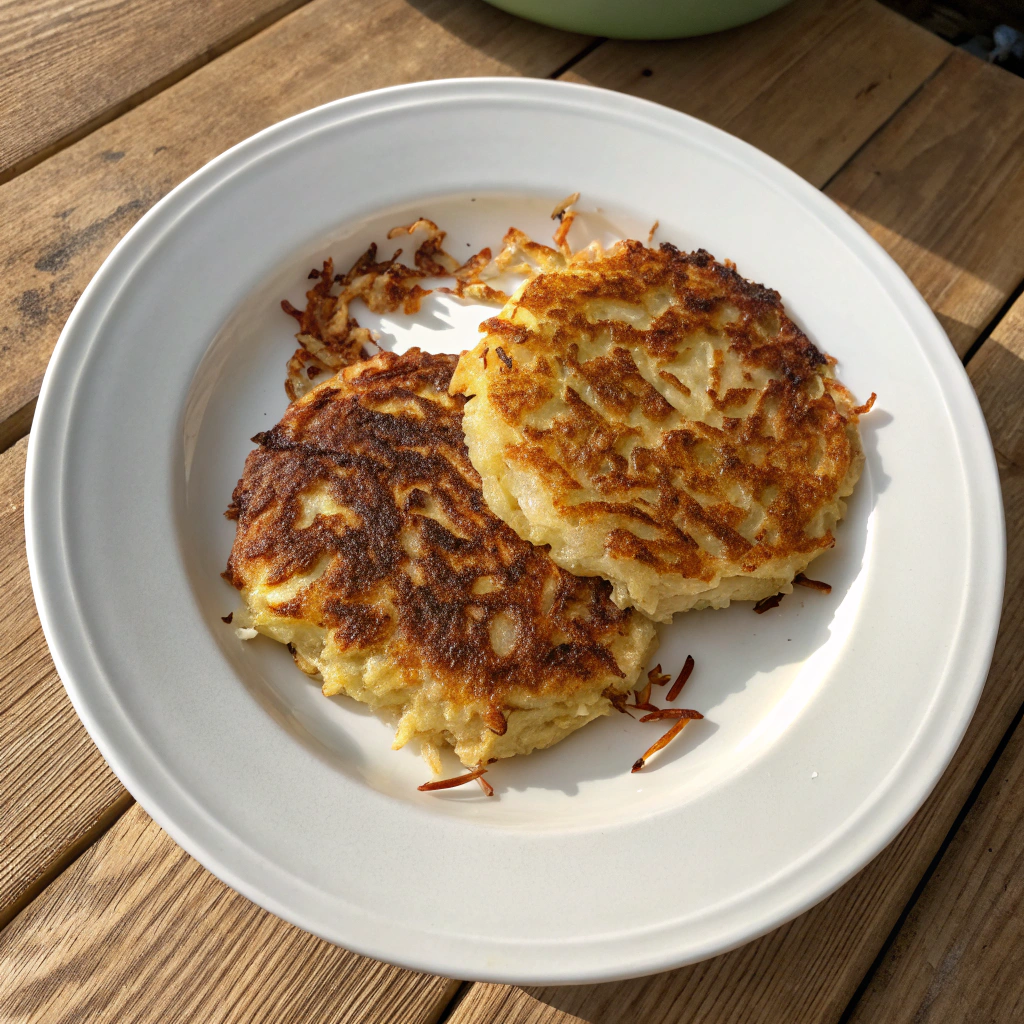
[224,348,656,769]
[451,241,871,620]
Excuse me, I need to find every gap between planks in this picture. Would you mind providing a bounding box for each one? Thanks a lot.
[838,672,1024,1022]
[0,792,133,933]
[961,276,1024,367]
[0,437,132,929]
[0,803,461,1024]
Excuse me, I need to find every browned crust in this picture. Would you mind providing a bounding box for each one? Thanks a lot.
[465,241,866,586]
[225,349,639,713]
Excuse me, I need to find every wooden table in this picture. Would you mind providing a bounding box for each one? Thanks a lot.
[2,1,1023,1020]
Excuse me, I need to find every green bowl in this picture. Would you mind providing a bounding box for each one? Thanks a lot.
[481,0,794,39]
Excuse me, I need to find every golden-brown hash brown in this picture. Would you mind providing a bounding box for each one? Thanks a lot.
[224,348,657,770]
[451,241,873,621]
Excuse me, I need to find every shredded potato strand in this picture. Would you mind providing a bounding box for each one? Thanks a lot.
[418,767,488,792]
[282,208,586,402]
[631,718,692,772]
[666,655,695,702]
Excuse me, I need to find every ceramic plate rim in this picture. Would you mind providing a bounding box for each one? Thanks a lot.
[25,78,1005,984]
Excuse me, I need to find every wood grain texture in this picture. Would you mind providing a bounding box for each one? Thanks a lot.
[0,437,129,929]
[441,353,1024,1024]
[845,301,1024,1024]
[827,49,1024,356]
[0,397,35,455]
[0,0,589,449]
[565,0,949,188]
[0,0,313,180]
[971,295,1024,466]
[0,803,458,1023]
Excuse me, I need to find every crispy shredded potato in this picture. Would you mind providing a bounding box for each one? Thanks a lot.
[225,349,657,769]
[281,219,514,400]
[451,233,871,620]
[279,197,588,400]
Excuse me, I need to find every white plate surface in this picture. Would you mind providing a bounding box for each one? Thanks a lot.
[26,79,1005,984]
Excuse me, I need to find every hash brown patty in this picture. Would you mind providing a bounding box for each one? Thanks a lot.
[451,241,871,621]
[224,348,657,769]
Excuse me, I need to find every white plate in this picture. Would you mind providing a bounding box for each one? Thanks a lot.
[26,79,1005,984]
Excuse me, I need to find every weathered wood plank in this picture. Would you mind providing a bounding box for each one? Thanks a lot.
[843,298,1024,1024]
[826,50,1024,356]
[0,0,313,181]
[565,0,949,188]
[0,803,458,1023]
[0,0,590,448]
[0,437,129,930]
[971,295,1024,466]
